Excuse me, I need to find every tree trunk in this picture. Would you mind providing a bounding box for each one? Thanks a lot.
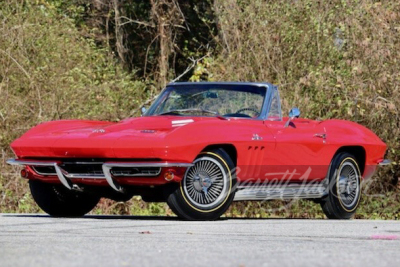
[150,0,184,89]
[113,0,127,67]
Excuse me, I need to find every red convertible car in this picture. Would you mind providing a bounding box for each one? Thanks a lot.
[7,82,389,220]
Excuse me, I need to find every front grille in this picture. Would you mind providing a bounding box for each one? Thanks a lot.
[62,163,104,176]
[110,167,161,177]
[32,162,161,178]
[33,166,56,175]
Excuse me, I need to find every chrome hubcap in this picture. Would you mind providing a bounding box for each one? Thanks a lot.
[193,171,213,194]
[337,162,360,209]
[183,156,228,209]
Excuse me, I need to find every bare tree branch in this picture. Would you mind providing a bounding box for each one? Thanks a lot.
[0,49,30,79]
[130,54,207,117]
[170,55,207,83]
[118,16,155,27]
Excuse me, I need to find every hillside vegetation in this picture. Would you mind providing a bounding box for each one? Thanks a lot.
[0,0,399,218]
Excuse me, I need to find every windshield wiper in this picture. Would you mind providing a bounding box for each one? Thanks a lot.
[158,108,227,120]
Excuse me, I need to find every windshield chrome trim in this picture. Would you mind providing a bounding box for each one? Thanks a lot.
[262,85,282,121]
[259,83,274,120]
[168,81,273,88]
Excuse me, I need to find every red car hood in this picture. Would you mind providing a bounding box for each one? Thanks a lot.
[11,116,200,159]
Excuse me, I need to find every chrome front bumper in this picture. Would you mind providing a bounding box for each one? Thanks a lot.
[6,159,193,192]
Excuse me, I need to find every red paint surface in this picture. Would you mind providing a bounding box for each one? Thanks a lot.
[11,115,387,186]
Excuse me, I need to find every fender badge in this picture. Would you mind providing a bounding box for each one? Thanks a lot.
[252,134,263,141]
[92,129,106,133]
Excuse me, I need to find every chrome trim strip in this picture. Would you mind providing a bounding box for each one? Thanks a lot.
[168,81,273,88]
[65,174,105,179]
[53,163,72,189]
[103,162,194,168]
[261,84,275,120]
[378,159,391,166]
[62,162,104,165]
[102,164,122,192]
[6,159,58,166]
[234,184,326,201]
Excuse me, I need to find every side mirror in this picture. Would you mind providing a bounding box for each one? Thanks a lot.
[289,107,300,119]
[141,106,147,116]
[284,107,300,127]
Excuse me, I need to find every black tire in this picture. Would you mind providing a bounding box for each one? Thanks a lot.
[29,180,100,217]
[166,148,236,220]
[320,152,362,219]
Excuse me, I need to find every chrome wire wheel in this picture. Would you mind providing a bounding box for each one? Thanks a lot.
[337,162,360,210]
[183,156,229,209]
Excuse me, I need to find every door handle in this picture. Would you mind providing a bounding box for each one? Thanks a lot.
[314,133,326,143]
[314,133,326,138]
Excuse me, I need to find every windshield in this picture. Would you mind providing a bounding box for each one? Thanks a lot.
[146,84,267,119]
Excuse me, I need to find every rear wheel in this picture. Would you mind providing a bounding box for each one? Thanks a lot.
[29,180,100,217]
[166,148,236,220]
[320,152,362,219]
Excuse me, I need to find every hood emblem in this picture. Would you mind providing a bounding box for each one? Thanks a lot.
[141,130,156,133]
[92,129,106,133]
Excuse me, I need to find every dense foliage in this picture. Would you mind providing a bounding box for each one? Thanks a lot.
[0,0,399,218]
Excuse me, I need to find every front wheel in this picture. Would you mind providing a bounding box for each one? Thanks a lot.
[29,180,100,217]
[320,152,362,219]
[166,148,236,220]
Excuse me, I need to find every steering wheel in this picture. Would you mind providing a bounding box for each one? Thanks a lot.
[235,107,260,117]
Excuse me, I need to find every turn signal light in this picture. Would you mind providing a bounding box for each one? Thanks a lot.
[164,170,175,181]
[20,169,28,178]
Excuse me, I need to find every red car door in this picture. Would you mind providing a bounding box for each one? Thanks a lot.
[263,119,330,182]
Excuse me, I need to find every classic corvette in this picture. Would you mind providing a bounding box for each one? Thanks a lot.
[7,82,390,220]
